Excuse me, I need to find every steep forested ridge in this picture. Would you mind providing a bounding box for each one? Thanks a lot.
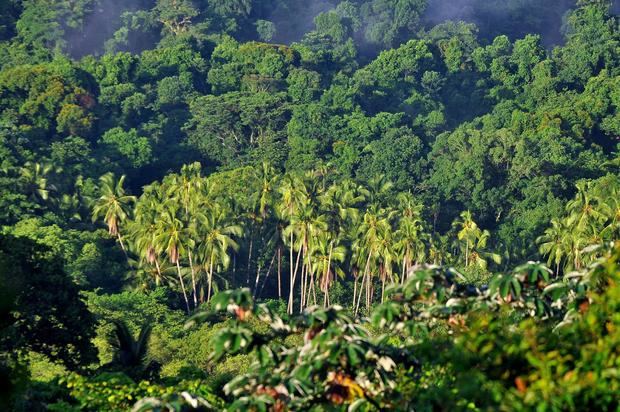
[0,0,619,410]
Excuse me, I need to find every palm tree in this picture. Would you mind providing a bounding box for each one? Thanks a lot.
[154,202,191,313]
[374,226,398,303]
[107,320,154,379]
[126,257,178,291]
[198,203,242,302]
[600,189,620,240]
[164,165,209,307]
[284,202,329,312]
[129,185,165,283]
[452,211,479,267]
[279,174,309,314]
[308,233,346,307]
[254,161,279,220]
[355,206,393,314]
[468,229,501,270]
[19,161,60,203]
[538,219,570,275]
[166,162,203,216]
[92,173,136,256]
[566,181,607,233]
[320,179,365,236]
[366,175,393,207]
[394,193,426,282]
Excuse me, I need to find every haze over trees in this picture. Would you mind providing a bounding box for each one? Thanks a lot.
[0,0,619,410]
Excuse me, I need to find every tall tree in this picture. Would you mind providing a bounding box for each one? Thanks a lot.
[92,173,136,256]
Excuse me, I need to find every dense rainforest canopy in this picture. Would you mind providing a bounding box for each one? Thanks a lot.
[0,0,619,410]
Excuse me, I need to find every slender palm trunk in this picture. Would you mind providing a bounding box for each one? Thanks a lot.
[117,233,129,260]
[355,269,366,316]
[355,250,372,316]
[288,232,294,313]
[323,243,333,308]
[277,247,282,299]
[365,266,370,311]
[288,243,303,314]
[352,271,358,311]
[300,240,308,311]
[310,272,317,306]
[300,258,307,312]
[154,258,162,286]
[207,252,214,302]
[253,264,262,299]
[175,260,190,314]
[381,269,386,304]
[246,239,253,285]
[188,250,198,308]
[258,252,276,299]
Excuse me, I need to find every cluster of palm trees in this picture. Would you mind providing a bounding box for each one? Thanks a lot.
[92,162,501,315]
[538,176,620,274]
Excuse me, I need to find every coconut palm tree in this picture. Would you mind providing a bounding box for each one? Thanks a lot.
[367,175,393,207]
[92,173,136,257]
[394,193,426,282]
[284,202,329,312]
[107,320,155,379]
[355,206,393,314]
[19,161,61,203]
[254,161,279,220]
[198,203,243,302]
[320,179,366,236]
[452,210,479,267]
[279,174,309,313]
[308,233,346,307]
[538,219,570,275]
[566,181,607,233]
[154,202,191,313]
[129,184,166,282]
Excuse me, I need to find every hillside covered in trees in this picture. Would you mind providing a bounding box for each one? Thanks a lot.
[0,0,619,410]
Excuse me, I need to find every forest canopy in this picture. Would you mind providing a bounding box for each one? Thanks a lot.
[0,0,619,411]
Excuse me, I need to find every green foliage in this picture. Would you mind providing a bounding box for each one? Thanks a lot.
[101,127,153,168]
[0,234,97,370]
[140,242,619,410]
[0,1,619,409]
[56,372,224,412]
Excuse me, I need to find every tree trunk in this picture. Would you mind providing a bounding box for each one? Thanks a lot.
[310,271,317,306]
[277,247,282,299]
[288,242,303,314]
[355,250,372,316]
[355,268,366,316]
[323,243,333,308]
[175,260,190,314]
[207,253,214,302]
[154,258,162,287]
[246,239,253,286]
[188,250,198,308]
[253,263,262,299]
[288,232,294,314]
[117,233,129,260]
[258,252,276,300]
[300,258,307,313]
[352,271,358,311]
[381,270,386,304]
